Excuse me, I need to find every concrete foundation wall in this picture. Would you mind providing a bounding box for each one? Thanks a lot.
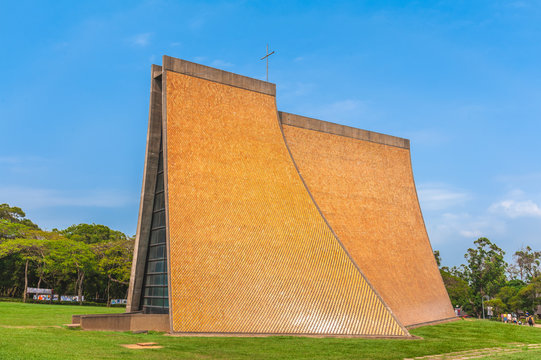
[73,313,169,332]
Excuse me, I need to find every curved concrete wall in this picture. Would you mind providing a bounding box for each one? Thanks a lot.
[281,115,455,327]
[163,70,408,336]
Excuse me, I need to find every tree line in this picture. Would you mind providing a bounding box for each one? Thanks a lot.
[3,201,539,315]
[436,237,541,318]
[0,203,133,305]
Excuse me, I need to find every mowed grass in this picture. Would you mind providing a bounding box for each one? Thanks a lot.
[1,301,541,359]
[0,301,124,326]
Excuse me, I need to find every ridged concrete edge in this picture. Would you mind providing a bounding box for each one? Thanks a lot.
[161,59,175,334]
[407,146,457,323]
[127,65,163,312]
[163,56,276,96]
[279,111,410,149]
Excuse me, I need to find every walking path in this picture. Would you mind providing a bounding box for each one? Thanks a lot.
[405,343,541,360]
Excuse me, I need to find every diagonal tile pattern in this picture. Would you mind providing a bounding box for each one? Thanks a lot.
[165,71,407,336]
[282,123,455,327]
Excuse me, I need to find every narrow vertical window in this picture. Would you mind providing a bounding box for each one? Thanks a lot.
[140,140,169,313]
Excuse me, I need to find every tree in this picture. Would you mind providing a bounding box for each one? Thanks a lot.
[45,239,96,304]
[491,281,525,313]
[510,246,541,282]
[58,223,128,244]
[440,269,471,312]
[516,276,541,313]
[463,237,507,316]
[92,237,133,304]
[0,238,49,302]
[436,250,471,312]
[0,203,38,229]
[434,250,441,267]
[0,219,33,240]
[485,298,505,315]
[0,204,134,303]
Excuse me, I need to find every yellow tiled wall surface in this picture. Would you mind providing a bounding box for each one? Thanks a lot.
[282,125,455,327]
[165,71,407,336]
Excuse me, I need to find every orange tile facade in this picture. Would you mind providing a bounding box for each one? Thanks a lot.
[164,71,407,336]
[282,125,455,327]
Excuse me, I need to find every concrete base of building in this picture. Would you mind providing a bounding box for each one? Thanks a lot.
[72,312,169,332]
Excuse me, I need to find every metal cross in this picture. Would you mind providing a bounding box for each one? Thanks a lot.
[260,44,275,81]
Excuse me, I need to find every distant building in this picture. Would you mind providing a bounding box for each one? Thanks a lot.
[123,55,454,336]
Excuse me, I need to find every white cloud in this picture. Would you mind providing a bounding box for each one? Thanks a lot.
[426,211,506,245]
[210,59,234,68]
[489,199,541,218]
[417,183,470,211]
[507,1,528,8]
[327,99,364,112]
[130,32,152,47]
[310,99,368,124]
[495,173,541,189]
[404,129,449,147]
[188,17,206,30]
[459,230,483,238]
[422,184,541,266]
[0,156,53,176]
[0,156,19,164]
[0,186,135,209]
[0,156,49,164]
[280,81,316,98]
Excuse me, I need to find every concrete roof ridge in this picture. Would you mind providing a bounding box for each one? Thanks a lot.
[279,111,410,149]
[162,55,276,96]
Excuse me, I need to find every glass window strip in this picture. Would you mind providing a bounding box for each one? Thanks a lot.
[140,143,169,313]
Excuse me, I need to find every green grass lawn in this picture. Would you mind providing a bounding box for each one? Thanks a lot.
[1,301,541,359]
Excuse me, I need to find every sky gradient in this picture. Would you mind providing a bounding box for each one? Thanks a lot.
[1,0,540,267]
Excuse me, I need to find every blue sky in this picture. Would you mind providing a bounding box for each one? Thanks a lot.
[1,0,540,267]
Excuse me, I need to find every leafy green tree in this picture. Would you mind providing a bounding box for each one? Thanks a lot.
[0,203,38,229]
[0,219,33,240]
[45,239,96,304]
[0,238,49,302]
[497,286,520,308]
[0,204,134,303]
[515,275,541,313]
[437,252,472,313]
[508,294,523,313]
[485,297,505,315]
[58,223,128,244]
[509,246,541,282]
[93,237,134,304]
[433,250,441,267]
[0,222,63,301]
[463,237,507,316]
[506,279,527,288]
[490,281,526,313]
[440,268,471,312]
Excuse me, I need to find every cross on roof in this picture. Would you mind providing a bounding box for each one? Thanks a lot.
[260,44,275,82]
